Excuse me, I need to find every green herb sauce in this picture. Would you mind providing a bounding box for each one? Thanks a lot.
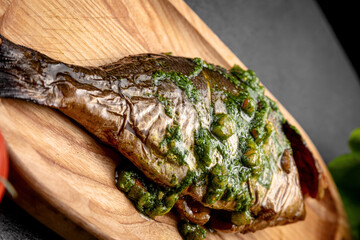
[155,93,173,118]
[116,164,196,218]
[116,57,291,240]
[160,123,189,166]
[178,221,207,240]
[153,70,200,103]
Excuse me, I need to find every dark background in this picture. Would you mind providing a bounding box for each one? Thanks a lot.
[316,0,360,80]
[1,0,360,238]
[185,0,360,164]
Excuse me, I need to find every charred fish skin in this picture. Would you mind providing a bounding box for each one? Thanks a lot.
[0,35,201,187]
[1,35,324,236]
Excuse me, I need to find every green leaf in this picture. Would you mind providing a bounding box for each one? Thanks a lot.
[328,153,360,189]
[339,190,360,240]
[328,152,360,239]
[349,127,360,153]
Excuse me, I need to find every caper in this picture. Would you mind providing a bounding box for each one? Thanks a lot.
[211,114,236,140]
[242,141,259,167]
[241,97,256,116]
[242,140,260,167]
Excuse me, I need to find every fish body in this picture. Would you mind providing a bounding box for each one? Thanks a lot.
[0,35,323,236]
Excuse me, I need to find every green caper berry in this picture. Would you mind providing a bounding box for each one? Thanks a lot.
[241,97,256,115]
[212,114,236,140]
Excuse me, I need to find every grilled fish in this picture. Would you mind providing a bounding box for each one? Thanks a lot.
[0,35,325,238]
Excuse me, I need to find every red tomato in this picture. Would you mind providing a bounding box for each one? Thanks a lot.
[0,131,9,202]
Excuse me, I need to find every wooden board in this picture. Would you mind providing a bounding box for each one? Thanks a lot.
[0,0,351,239]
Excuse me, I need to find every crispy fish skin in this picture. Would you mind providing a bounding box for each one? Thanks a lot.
[0,35,205,186]
[1,35,324,234]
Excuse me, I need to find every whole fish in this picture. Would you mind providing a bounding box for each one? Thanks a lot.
[0,35,325,239]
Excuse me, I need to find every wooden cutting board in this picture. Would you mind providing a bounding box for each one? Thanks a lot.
[0,0,351,239]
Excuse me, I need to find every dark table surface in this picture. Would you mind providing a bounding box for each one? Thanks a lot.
[1,0,360,239]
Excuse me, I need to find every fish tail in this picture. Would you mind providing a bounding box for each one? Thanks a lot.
[0,35,21,98]
[0,67,18,98]
[0,34,49,104]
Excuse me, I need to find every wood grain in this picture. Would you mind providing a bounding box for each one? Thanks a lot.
[8,158,97,240]
[0,0,351,239]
